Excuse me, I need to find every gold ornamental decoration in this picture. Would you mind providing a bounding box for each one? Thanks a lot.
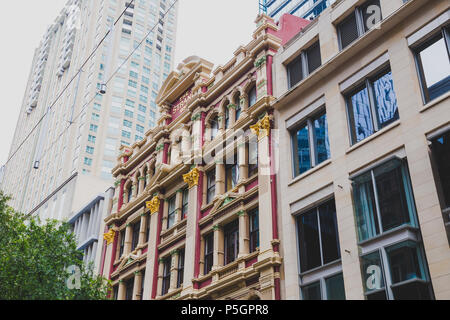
[183,168,200,189]
[103,229,116,245]
[250,114,271,140]
[146,196,161,215]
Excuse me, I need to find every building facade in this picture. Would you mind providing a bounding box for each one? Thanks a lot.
[1,0,178,222]
[99,14,311,300]
[273,0,450,300]
[262,0,337,21]
[68,187,114,273]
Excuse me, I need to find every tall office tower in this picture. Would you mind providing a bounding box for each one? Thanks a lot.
[261,0,337,21]
[1,0,178,223]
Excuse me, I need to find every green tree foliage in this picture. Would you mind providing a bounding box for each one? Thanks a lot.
[0,192,111,300]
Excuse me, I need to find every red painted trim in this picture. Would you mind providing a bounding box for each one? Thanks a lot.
[245,179,259,192]
[108,230,119,280]
[151,201,164,299]
[193,170,204,279]
[268,117,279,243]
[163,143,170,164]
[198,277,212,289]
[99,225,109,276]
[266,55,274,96]
[201,112,206,147]
[245,256,258,268]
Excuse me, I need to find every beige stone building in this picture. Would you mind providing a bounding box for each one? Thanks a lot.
[273,0,450,299]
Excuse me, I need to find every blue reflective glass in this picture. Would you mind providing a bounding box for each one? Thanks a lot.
[296,125,311,175]
[350,87,374,143]
[314,113,331,165]
[373,71,399,128]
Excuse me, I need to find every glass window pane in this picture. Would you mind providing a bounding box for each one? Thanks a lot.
[319,200,341,264]
[418,34,450,102]
[353,172,379,241]
[391,281,432,300]
[339,12,359,49]
[374,160,412,232]
[372,70,399,128]
[361,250,386,294]
[348,87,374,143]
[298,209,321,272]
[385,241,426,284]
[302,281,322,300]
[288,56,303,88]
[296,124,311,176]
[306,41,322,74]
[314,113,331,165]
[432,131,450,208]
[326,273,346,300]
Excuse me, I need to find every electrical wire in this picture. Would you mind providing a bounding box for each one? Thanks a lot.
[3,0,136,167]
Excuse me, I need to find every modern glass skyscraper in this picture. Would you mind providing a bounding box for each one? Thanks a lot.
[262,0,336,21]
[1,0,178,221]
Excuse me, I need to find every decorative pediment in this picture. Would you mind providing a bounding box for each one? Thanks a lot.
[116,253,140,273]
[209,192,242,217]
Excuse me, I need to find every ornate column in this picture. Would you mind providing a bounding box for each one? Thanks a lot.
[215,162,225,196]
[169,250,179,292]
[228,104,236,127]
[238,210,250,258]
[212,224,224,271]
[238,140,248,185]
[250,115,276,258]
[124,224,132,256]
[162,198,169,231]
[175,189,183,225]
[138,214,147,248]
[133,270,143,300]
[157,258,165,297]
[118,280,126,300]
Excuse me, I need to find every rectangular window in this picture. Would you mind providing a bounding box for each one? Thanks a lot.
[167,196,176,229]
[204,233,214,275]
[177,249,185,288]
[125,277,134,300]
[131,221,141,252]
[361,241,433,300]
[181,188,189,220]
[297,199,341,272]
[224,220,239,265]
[345,67,398,145]
[225,154,239,191]
[337,0,382,50]
[352,158,418,242]
[206,169,216,204]
[292,111,330,177]
[287,41,322,89]
[249,209,259,253]
[86,146,94,155]
[301,273,346,300]
[248,141,258,177]
[161,257,171,296]
[119,229,125,257]
[413,27,450,103]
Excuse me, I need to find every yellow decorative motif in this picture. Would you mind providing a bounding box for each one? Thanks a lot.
[146,196,161,215]
[251,115,271,140]
[183,168,200,189]
[103,229,116,245]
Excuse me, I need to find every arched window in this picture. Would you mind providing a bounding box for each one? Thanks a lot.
[225,107,230,129]
[248,85,257,107]
[143,167,148,190]
[127,183,132,203]
[211,116,219,140]
[235,95,241,121]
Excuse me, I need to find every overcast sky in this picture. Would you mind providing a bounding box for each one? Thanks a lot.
[0,0,260,166]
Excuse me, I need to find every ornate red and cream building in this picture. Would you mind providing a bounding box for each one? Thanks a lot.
[99,14,311,300]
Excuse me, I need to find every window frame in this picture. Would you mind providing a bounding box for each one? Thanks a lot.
[290,108,330,178]
[206,169,216,204]
[161,256,171,296]
[224,220,240,265]
[413,27,450,104]
[344,65,398,145]
[287,40,322,89]
[203,233,214,275]
[167,195,177,229]
[249,209,260,253]
[131,220,141,252]
[177,249,185,288]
